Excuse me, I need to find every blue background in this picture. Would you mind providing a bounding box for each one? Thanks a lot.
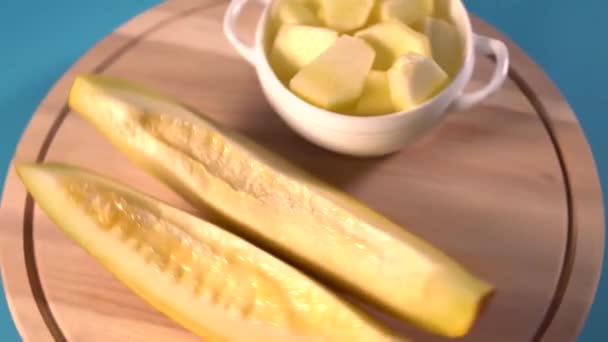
[0,0,605,340]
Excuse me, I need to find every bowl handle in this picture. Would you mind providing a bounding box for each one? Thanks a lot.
[224,0,270,66]
[449,34,510,112]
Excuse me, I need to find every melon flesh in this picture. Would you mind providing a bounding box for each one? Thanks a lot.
[388,52,448,110]
[289,35,375,111]
[270,25,338,83]
[17,163,402,342]
[352,70,395,116]
[318,0,374,32]
[272,0,320,26]
[423,17,463,77]
[434,0,455,21]
[355,21,431,70]
[378,0,434,26]
[68,74,495,338]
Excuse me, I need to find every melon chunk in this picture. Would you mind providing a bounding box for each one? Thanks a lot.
[434,0,455,21]
[270,25,339,83]
[272,0,320,26]
[352,71,395,116]
[423,17,463,77]
[355,21,431,70]
[388,52,448,110]
[289,35,375,111]
[378,0,434,26]
[318,0,374,32]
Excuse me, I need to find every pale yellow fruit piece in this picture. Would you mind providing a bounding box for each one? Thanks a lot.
[379,0,434,26]
[355,20,431,70]
[270,24,338,83]
[69,74,495,338]
[352,70,395,116]
[271,0,320,26]
[433,0,455,21]
[423,17,463,77]
[289,35,375,111]
[17,162,402,342]
[319,0,374,32]
[388,52,448,110]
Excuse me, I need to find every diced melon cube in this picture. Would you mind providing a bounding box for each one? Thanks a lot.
[270,25,339,83]
[272,0,320,26]
[378,0,434,26]
[355,21,431,70]
[289,36,375,111]
[434,0,455,21]
[388,52,448,110]
[423,17,463,77]
[352,71,395,116]
[319,0,374,32]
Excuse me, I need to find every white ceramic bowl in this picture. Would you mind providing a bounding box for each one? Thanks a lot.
[224,0,509,157]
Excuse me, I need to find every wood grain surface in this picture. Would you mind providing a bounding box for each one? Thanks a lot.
[0,1,603,341]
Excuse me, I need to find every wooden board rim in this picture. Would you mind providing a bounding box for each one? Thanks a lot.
[0,1,604,341]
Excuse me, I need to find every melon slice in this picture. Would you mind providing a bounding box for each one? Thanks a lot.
[289,35,375,111]
[17,162,402,342]
[68,74,495,338]
[355,20,431,70]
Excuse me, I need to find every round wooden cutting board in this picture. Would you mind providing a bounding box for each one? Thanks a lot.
[0,1,604,341]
